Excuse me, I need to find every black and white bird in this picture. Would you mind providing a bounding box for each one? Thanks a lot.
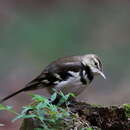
[0,54,106,103]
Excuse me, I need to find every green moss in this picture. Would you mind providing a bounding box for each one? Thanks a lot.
[91,104,103,108]
[123,104,130,118]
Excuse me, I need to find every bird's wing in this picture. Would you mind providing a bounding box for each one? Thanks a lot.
[26,60,82,90]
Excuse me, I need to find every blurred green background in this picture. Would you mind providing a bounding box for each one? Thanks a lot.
[0,0,130,129]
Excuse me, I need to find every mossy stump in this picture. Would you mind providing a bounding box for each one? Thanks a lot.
[20,101,130,130]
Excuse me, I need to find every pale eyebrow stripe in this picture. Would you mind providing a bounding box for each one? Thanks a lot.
[95,57,102,70]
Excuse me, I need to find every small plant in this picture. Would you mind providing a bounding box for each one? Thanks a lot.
[0,91,76,129]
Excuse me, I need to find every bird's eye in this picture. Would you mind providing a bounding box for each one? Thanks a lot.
[94,62,98,67]
[94,62,97,66]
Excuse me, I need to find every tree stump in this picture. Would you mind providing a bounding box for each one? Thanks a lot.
[20,101,130,130]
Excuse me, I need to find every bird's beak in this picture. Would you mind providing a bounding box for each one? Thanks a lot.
[92,67,106,79]
[97,70,106,79]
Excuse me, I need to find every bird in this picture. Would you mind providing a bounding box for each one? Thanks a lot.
[0,54,106,103]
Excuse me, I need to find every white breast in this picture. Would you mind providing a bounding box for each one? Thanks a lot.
[54,71,89,96]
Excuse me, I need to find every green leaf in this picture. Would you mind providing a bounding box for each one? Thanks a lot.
[36,102,47,110]
[21,106,33,114]
[0,105,12,111]
[31,94,48,102]
[12,114,37,122]
[50,92,57,102]
[0,105,18,115]
[57,92,75,106]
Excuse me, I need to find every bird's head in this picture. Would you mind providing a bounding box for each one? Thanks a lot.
[82,54,106,79]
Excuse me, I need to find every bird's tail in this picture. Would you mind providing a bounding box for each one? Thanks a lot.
[0,88,26,103]
[0,79,42,103]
